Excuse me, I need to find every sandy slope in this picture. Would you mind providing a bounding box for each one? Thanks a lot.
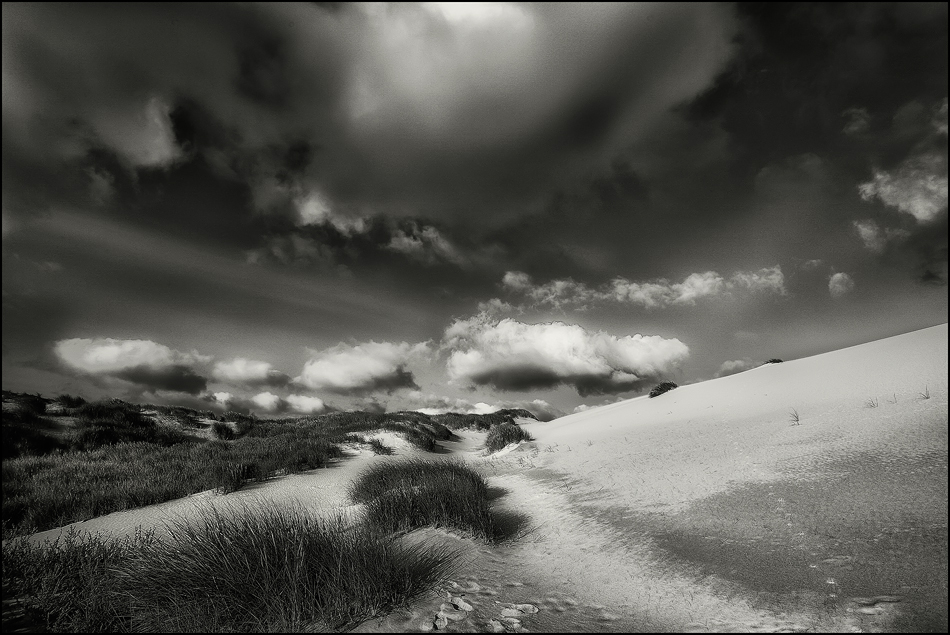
[494,322,948,632]
[15,324,948,633]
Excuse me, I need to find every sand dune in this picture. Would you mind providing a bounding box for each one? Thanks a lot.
[485,323,948,632]
[16,325,948,632]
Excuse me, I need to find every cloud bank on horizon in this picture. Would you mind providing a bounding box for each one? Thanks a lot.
[2,2,947,417]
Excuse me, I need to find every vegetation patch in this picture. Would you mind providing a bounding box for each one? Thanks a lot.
[485,422,533,453]
[1,392,536,538]
[2,503,459,633]
[367,438,394,455]
[350,459,523,543]
[648,381,679,398]
[2,429,342,537]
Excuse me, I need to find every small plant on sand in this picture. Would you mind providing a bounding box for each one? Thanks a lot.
[865,397,879,408]
[919,385,931,400]
[368,438,394,455]
[648,381,678,398]
[764,358,784,364]
[788,408,800,425]
[485,422,533,453]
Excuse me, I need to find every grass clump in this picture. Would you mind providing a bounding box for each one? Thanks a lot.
[485,422,533,453]
[403,427,437,452]
[368,438,394,455]
[648,381,678,398]
[212,420,236,440]
[3,503,459,632]
[350,459,521,543]
[15,394,48,417]
[764,358,784,364]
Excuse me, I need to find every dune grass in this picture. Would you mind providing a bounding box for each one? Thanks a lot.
[2,432,342,538]
[65,400,194,451]
[788,408,801,425]
[485,422,533,453]
[2,503,460,633]
[350,459,525,543]
[1,400,536,538]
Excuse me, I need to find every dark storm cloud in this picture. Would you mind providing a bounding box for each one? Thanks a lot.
[116,363,207,395]
[2,3,738,239]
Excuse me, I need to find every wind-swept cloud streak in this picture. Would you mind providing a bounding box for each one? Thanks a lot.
[500,266,787,310]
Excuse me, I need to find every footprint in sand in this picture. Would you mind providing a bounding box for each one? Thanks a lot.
[845,594,902,618]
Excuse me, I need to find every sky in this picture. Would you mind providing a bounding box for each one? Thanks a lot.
[2,2,947,419]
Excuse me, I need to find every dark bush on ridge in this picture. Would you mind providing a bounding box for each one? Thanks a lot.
[403,427,437,452]
[2,504,459,632]
[764,358,784,364]
[15,394,47,417]
[212,421,236,441]
[55,394,86,409]
[648,381,678,398]
[485,422,533,453]
[2,415,66,459]
[428,422,455,441]
[75,401,151,427]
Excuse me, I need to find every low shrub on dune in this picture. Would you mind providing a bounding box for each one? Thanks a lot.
[212,420,236,441]
[403,427,437,452]
[648,381,678,398]
[485,422,533,453]
[55,394,87,409]
[349,459,524,543]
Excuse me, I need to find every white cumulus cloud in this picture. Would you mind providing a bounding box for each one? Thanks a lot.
[715,358,757,378]
[285,394,327,414]
[443,314,688,396]
[212,357,289,387]
[251,391,283,412]
[829,272,855,298]
[54,337,210,394]
[296,341,430,395]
